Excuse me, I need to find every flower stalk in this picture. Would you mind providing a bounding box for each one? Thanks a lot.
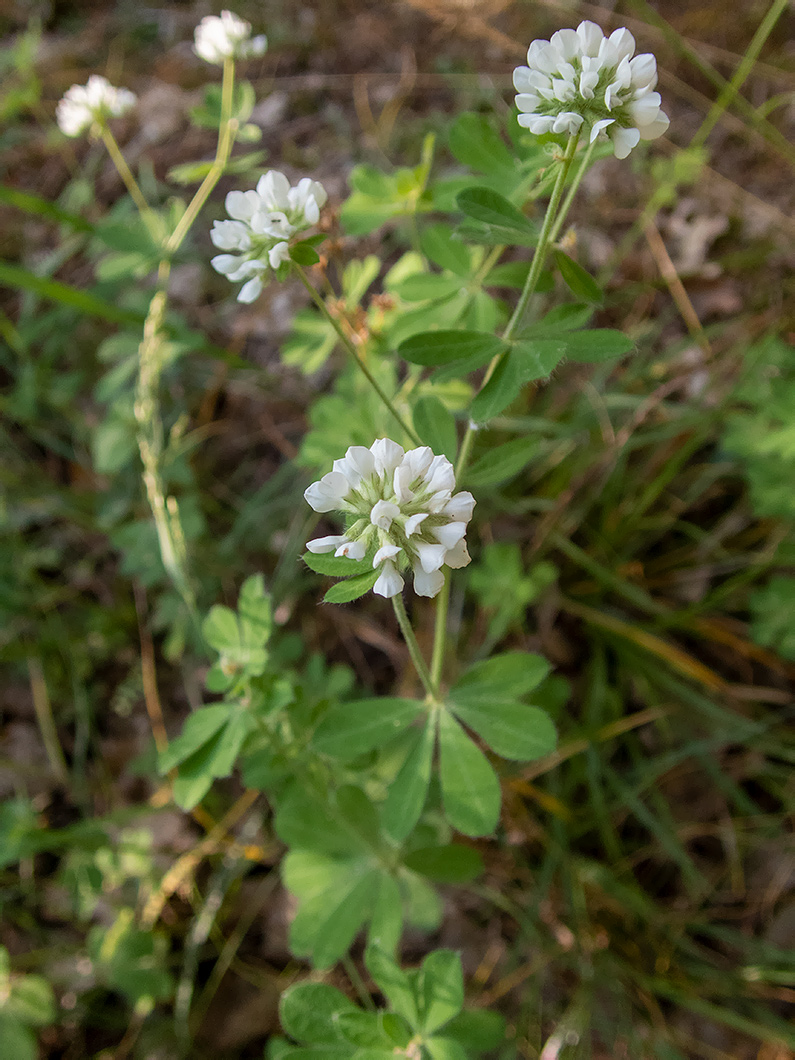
[392,593,436,700]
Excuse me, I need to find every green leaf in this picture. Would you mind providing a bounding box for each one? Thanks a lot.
[0,182,92,232]
[290,242,322,266]
[202,605,240,654]
[303,552,372,578]
[382,716,435,842]
[399,330,505,368]
[443,1009,506,1051]
[335,786,381,849]
[456,188,537,246]
[438,712,501,837]
[553,250,603,303]
[413,395,457,464]
[0,261,142,327]
[512,338,568,381]
[486,261,552,292]
[419,950,464,1033]
[559,328,634,363]
[294,869,379,969]
[393,274,463,302]
[275,788,370,857]
[365,947,419,1028]
[403,844,483,883]
[238,573,272,648]
[323,569,380,603]
[450,698,557,761]
[280,982,357,1044]
[453,652,550,702]
[313,698,424,760]
[448,113,516,178]
[420,224,471,276]
[466,437,538,487]
[468,350,521,422]
[369,873,403,956]
[425,1036,469,1060]
[158,705,232,772]
[0,1014,36,1060]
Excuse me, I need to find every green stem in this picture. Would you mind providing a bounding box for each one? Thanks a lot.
[429,574,449,692]
[293,264,421,446]
[432,132,583,684]
[166,58,237,255]
[548,136,598,247]
[392,594,436,700]
[100,126,160,242]
[691,0,790,149]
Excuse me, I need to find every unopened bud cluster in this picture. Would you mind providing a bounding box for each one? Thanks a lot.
[210,171,328,303]
[305,440,475,599]
[514,20,668,159]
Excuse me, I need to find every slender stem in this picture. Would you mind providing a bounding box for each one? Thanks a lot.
[431,133,583,683]
[429,575,449,692]
[294,264,421,446]
[100,126,160,241]
[166,58,237,255]
[691,0,790,149]
[27,656,70,785]
[392,594,436,700]
[548,136,598,247]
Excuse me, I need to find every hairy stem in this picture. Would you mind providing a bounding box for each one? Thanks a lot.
[294,264,421,446]
[392,593,436,700]
[100,126,160,242]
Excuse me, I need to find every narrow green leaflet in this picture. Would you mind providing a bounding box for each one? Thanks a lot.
[418,950,464,1034]
[469,350,521,422]
[289,865,380,969]
[312,698,424,760]
[399,330,505,368]
[553,249,603,303]
[450,698,557,761]
[303,552,371,578]
[413,394,457,464]
[512,338,568,382]
[369,873,403,956]
[453,652,550,702]
[443,1009,507,1051]
[275,786,372,857]
[466,437,538,487]
[290,242,322,267]
[324,569,380,603]
[365,947,420,1028]
[420,223,471,276]
[0,261,142,327]
[448,113,517,179]
[456,188,537,246]
[559,328,634,363]
[438,711,501,837]
[403,844,483,883]
[392,274,463,302]
[382,716,436,842]
[158,705,231,772]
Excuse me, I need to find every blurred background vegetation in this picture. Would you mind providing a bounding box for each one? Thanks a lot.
[0,1,793,1058]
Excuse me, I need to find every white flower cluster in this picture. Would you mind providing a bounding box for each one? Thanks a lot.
[56,76,136,138]
[305,440,475,600]
[194,10,267,65]
[513,20,669,159]
[210,171,327,303]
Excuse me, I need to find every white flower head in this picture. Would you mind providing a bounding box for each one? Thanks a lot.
[56,76,136,138]
[305,439,475,599]
[210,170,327,302]
[514,20,669,158]
[194,10,267,65]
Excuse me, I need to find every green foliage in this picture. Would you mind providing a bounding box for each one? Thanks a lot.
[748,576,795,661]
[0,947,55,1060]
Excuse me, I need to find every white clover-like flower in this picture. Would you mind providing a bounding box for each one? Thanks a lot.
[513,20,669,159]
[210,170,327,302]
[305,440,475,600]
[194,10,267,65]
[56,75,136,138]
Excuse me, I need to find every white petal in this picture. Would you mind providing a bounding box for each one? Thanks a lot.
[373,543,402,567]
[210,253,243,276]
[637,111,669,140]
[335,539,366,560]
[550,28,579,61]
[404,447,434,479]
[608,27,636,63]
[552,111,584,134]
[306,535,349,553]
[373,560,404,598]
[393,463,415,504]
[414,541,447,574]
[413,566,445,598]
[268,241,290,268]
[589,118,614,142]
[610,125,641,159]
[370,438,405,478]
[432,521,466,550]
[444,491,475,521]
[370,499,401,531]
[237,276,263,303]
[304,471,351,512]
[337,445,376,485]
[629,53,657,90]
[404,513,428,537]
[576,20,604,57]
[424,454,455,494]
[257,170,291,210]
[445,540,471,569]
